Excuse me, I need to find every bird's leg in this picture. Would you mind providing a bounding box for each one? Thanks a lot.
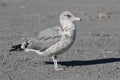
[25,49,44,56]
[52,55,63,71]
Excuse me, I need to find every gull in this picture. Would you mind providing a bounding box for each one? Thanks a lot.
[9,11,82,71]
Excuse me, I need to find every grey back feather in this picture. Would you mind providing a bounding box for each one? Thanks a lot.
[25,26,61,51]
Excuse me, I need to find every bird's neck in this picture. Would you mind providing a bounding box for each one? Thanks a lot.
[60,21,76,39]
[60,21,75,31]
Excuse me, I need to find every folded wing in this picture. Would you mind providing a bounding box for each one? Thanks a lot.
[24,27,61,51]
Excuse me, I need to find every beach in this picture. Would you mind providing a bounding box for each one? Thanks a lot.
[0,0,120,80]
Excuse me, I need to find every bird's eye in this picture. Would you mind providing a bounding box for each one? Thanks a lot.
[66,15,71,18]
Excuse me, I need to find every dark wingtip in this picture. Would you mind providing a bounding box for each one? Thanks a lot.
[9,44,24,52]
[9,48,24,52]
[9,48,16,52]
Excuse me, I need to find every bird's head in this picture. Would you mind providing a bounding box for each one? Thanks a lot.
[60,11,82,24]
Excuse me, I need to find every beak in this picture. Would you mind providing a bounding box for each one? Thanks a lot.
[74,17,82,22]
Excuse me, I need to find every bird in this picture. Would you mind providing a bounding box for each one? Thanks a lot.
[9,11,82,71]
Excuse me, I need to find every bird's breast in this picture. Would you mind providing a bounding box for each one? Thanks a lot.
[61,27,76,39]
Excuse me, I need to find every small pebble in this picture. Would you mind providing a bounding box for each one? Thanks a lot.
[97,13,110,19]
[105,51,113,54]
[20,5,25,8]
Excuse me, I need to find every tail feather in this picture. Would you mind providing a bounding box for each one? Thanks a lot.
[9,44,24,52]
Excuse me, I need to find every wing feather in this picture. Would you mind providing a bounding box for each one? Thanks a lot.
[25,27,61,51]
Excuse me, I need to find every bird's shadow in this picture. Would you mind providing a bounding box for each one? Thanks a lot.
[45,58,120,66]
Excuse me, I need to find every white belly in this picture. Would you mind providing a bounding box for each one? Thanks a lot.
[44,30,76,56]
[43,23,76,56]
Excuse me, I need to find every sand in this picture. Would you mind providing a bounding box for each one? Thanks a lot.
[0,0,120,80]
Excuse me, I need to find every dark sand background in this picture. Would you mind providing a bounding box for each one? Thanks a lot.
[0,0,120,80]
